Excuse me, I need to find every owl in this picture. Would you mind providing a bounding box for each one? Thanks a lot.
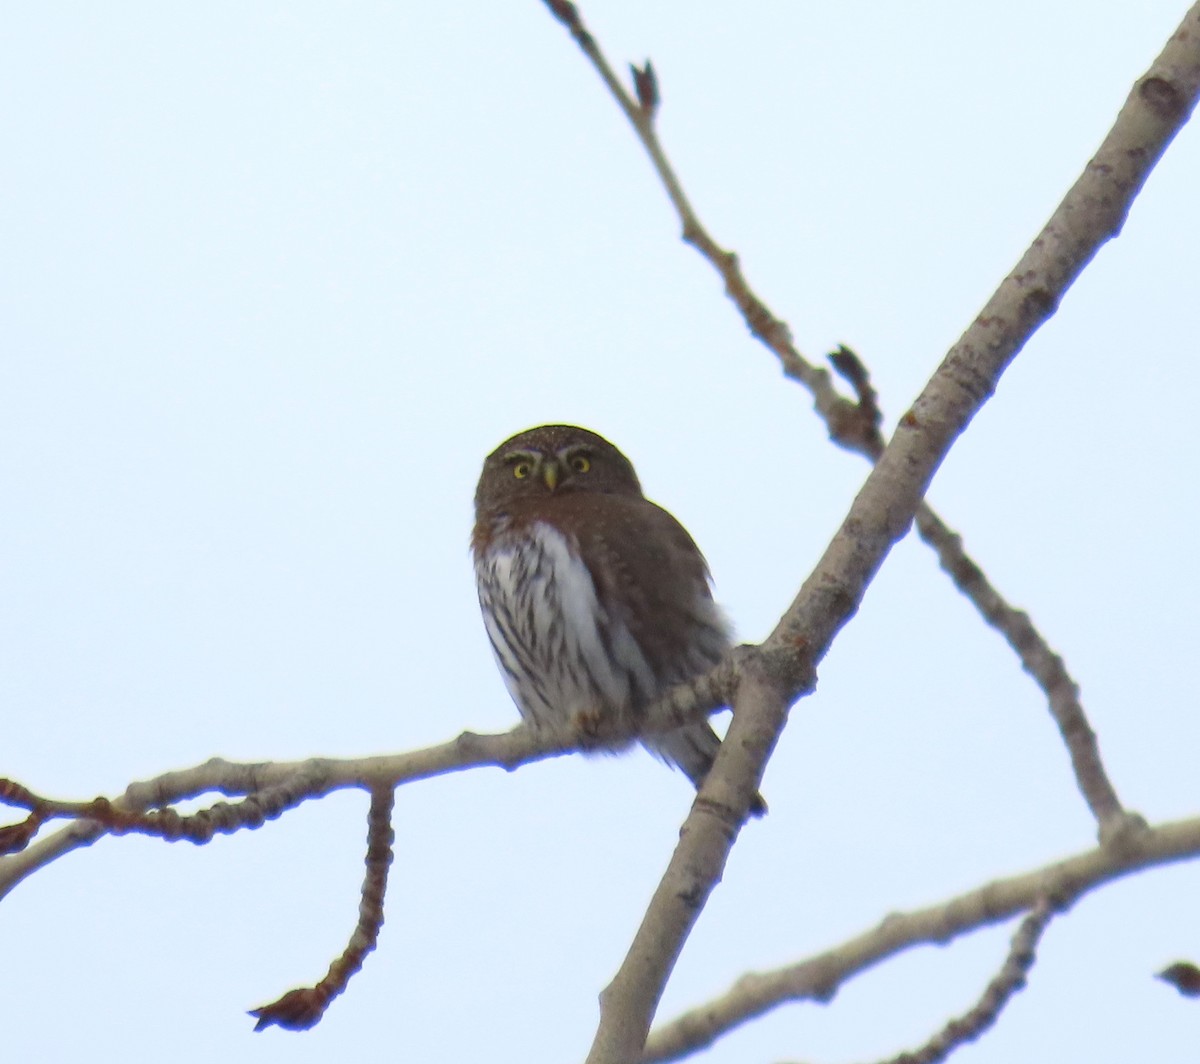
[472,424,763,814]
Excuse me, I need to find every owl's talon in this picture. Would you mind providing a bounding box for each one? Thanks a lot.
[571,707,612,748]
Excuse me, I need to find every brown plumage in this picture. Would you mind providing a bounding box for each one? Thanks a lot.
[472,424,764,814]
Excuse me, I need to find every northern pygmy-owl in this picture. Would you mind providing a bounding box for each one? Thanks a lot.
[472,424,764,814]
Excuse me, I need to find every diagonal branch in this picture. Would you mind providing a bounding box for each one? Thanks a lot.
[540,0,852,440]
[538,0,1148,837]
[549,3,1200,1058]
[912,504,1128,835]
[586,664,801,1064]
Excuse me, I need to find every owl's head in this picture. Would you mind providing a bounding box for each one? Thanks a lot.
[474,424,643,514]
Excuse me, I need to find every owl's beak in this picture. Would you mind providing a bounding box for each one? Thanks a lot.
[542,462,559,492]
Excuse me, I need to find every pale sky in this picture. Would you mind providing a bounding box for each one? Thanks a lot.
[2,3,1198,1062]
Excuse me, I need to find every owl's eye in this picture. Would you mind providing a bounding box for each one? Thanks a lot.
[512,462,532,480]
[569,454,591,474]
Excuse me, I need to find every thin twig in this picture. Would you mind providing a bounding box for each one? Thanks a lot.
[868,899,1054,1064]
[540,1,855,442]
[250,784,396,1030]
[0,769,329,850]
[912,505,1129,835]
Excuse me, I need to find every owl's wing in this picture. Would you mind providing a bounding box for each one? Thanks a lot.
[568,494,732,692]
[562,493,765,815]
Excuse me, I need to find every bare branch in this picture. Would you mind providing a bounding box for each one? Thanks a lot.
[0,653,741,901]
[251,784,395,1030]
[644,819,1200,1061]
[817,354,1121,832]
[0,735,538,901]
[867,899,1053,1064]
[539,0,887,449]
[821,351,1127,832]
[3,10,1195,1052]
[1,767,331,850]
[587,664,799,1064]
[546,3,1200,1057]
[912,504,1130,836]
[536,0,1200,837]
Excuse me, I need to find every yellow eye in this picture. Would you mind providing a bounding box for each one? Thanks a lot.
[513,462,531,480]
[569,455,591,474]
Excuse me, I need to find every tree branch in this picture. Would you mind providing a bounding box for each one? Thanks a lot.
[0,652,742,901]
[4,9,1196,1052]
[850,900,1053,1064]
[548,3,1200,1057]
[250,784,396,1030]
[536,0,1191,839]
[586,664,799,1064]
[912,504,1129,836]
[644,816,1200,1061]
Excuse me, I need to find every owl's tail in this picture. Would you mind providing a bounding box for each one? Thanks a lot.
[643,723,768,817]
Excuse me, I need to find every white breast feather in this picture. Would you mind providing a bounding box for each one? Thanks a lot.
[477,522,656,726]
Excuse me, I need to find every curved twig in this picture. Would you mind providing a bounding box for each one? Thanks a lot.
[250,784,396,1030]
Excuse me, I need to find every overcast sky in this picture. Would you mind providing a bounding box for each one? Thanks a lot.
[2,3,1198,1062]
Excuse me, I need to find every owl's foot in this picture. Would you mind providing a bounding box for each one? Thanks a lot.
[569,706,636,752]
